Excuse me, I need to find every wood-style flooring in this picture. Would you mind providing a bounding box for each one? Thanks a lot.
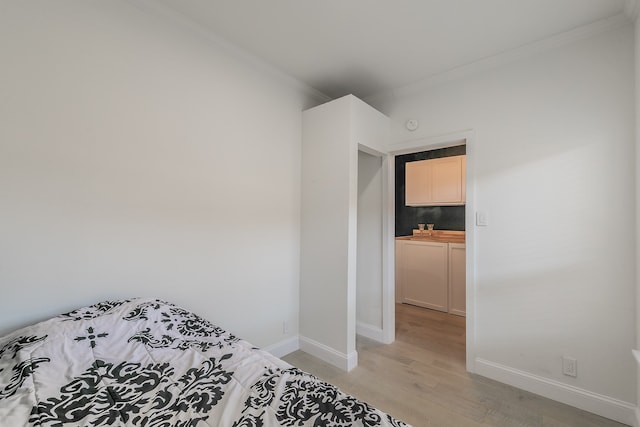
[282,303,626,427]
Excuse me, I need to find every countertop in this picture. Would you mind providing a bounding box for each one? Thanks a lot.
[396,230,465,244]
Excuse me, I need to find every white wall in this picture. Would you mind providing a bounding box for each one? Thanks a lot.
[355,98,391,341]
[300,97,354,358]
[634,12,640,426]
[371,23,636,417]
[357,151,383,331]
[0,1,320,348]
[300,95,389,369]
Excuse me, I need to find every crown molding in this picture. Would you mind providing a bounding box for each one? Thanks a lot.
[127,0,331,104]
[368,13,632,103]
[624,0,639,21]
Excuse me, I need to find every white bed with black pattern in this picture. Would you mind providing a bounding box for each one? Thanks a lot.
[0,297,410,426]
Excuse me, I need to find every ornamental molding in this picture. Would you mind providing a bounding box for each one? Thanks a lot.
[373,13,632,102]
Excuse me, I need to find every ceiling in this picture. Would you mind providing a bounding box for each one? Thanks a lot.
[157,0,631,99]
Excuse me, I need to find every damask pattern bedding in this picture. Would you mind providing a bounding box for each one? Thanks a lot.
[0,297,410,426]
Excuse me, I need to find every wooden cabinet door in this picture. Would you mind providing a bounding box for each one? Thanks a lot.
[405,159,431,206]
[448,243,466,316]
[405,155,465,206]
[430,156,463,204]
[461,155,466,203]
[401,241,448,312]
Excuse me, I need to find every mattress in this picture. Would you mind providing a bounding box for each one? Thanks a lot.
[0,297,410,426]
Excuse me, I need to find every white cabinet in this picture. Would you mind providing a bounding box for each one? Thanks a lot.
[405,155,466,206]
[448,243,466,316]
[401,241,448,312]
[396,239,466,316]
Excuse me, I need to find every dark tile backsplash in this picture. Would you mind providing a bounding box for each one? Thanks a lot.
[395,145,466,236]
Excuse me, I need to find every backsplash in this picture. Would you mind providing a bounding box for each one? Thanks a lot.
[395,145,466,236]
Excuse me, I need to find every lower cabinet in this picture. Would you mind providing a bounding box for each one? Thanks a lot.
[396,239,466,316]
[448,243,466,316]
[401,241,448,312]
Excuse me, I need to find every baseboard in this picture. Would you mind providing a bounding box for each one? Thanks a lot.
[299,335,358,372]
[475,358,636,426]
[356,321,385,342]
[262,336,300,358]
[632,350,640,427]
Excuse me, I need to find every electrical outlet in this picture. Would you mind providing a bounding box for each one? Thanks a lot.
[283,320,290,334]
[562,356,577,377]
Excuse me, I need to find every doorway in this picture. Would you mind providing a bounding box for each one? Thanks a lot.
[394,144,466,366]
[356,149,384,340]
[383,131,476,372]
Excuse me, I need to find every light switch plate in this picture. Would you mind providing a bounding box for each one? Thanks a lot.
[476,211,488,226]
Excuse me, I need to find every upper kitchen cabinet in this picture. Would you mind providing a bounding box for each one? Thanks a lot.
[405,155,466,206]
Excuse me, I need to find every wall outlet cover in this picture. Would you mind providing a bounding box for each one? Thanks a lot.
[562,356,577,377]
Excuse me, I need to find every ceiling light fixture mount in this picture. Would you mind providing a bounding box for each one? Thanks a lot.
[405,119,419,131]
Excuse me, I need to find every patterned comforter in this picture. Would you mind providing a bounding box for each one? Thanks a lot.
[0,298,409,426]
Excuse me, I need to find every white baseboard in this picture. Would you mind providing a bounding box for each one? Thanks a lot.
[632,350,640,427]
[356,321,385,342]
[475,358,636,426]
[262,336,300,358]
[299,335,358,372]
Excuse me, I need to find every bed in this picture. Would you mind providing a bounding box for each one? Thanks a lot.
[0,297,410,426]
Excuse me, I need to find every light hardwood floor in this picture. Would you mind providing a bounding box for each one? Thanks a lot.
[283,303,626,427]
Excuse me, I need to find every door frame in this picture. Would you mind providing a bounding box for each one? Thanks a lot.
[382,129,477,372]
